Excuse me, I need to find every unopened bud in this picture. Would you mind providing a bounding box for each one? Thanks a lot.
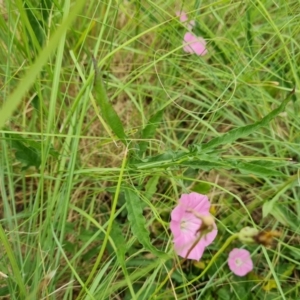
[186,209,215,226]
[200,214,215,227]
[238,227,259,244]
[195,214,215,234]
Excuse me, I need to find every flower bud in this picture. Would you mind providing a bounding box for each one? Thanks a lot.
[238,227,259,244]
[200,214,215,227]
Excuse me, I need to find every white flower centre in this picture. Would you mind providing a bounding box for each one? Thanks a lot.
[180,219,188,230]
[235,258,242,267]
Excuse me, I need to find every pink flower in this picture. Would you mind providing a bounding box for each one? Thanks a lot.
[183,32,207,56]
[176,11,196,30]
[228,248,253,276]
[176,11,188,22]
[170,193,218,260]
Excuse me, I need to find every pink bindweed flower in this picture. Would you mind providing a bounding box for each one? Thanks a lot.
[228,248,253,276]
[183,32,207,56]
[170,193,218,260]
[176,11,196,30]
[176,10,188,22]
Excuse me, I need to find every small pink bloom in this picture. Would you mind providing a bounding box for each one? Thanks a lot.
[176,11,196,30]
[170,193,218,260]
[176,11,188,22]
[228,248,253,276]
[183,32,207,56]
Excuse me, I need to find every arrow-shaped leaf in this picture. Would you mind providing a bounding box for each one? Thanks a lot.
[124,188,169,259]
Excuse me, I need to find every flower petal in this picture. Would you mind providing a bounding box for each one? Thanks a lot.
[174,234,206,260]
[228,248,253,277]
[169,219,182,237]
[179,193,211,214]
[170,193,217,261]
[176,11,188,22]
[170,204,185,222]
[183,33,207,56]
[201,226,218,247]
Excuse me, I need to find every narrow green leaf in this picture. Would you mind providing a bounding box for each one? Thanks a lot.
[0,225,27,297]
[130,91,294,171]
[0,0,85,129]
[263,175,297,220]
[280,264,296,281]
[145,175,160,201]
[24,2,44,48]
[181,160,231,171]
[109,223,136,299]
[124,188,169,259]
[93,61,127,144]
[31,94,40,110]
[130,150,187,169]
[246,5,253,55]
[110,222,126,264]
[139,109,164,155]
[236,161,286,177]
[41,0,52,20]
[0,286,9,297]
[183,160,285,176]
[268,206,288,226]
[200,90,295,152]
[270,204,299,231]
[23,0,52,49]
[262,201,273,218]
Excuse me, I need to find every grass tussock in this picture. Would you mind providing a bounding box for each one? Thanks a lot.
[0,0,300,299]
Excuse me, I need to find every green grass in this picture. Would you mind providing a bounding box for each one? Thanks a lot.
[0,0,300,299]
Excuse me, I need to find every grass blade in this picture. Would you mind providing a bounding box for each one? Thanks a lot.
[138,109,164,155]
[200,89,295,152]
[0,0,85,129]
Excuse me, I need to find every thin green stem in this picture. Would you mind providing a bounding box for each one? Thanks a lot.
[78,148,128,298]
[189,233,239,284]
[153,233,239,297]
[0,224,27,297]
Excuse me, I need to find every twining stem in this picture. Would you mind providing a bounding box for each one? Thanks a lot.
[187,233,239,285]
[77,148,128,298]
[153,233,239,297]
[153,216,214,296]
